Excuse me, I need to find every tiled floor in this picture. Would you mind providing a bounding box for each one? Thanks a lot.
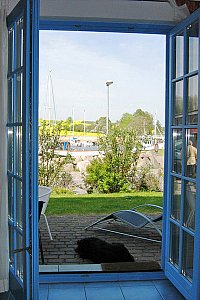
[39,279,185,300]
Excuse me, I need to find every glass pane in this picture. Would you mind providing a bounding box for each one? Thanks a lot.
[182,232,194,282]
[172,129,182,174]
[16,233,23,280]
[16,18,23,68]
[16,72,23,123]
[8,176,14,220]
[7,77,13,124]
[8,28,14,73]
[16,126,22,176]
[9,224,14,268]
[187,76,198,125]
[185,128,198,178]
[187,22,199,73]
[171,177,181,221]
[174,32,184,78]
[16,180,23,229]
[170,223,180,268]
[183,181,196,231]
[173,80,183,125]
[7,127,14,172]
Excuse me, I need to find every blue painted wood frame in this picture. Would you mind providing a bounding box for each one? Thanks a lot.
[7,0,40,299]
[164,8,200,300]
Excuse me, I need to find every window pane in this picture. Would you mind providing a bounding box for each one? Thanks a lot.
[171,177,181,222]
[7,127,14,172]
[173,80,183,125]
[187,76,198,125]
[187,22,199,73]
[16,18,23,68]
[16,180,23,229]
[8,176,14,220]
[16,233,23,280]
[172,129,182,174]
[7,77,13,124]
[9,224,14,268]
[182,232,194,282]
[8,28,14,73]
[183,181,196,231]
[170,223,180,268]
[16,126,22,176]
[185,128,198,178]
[16,72,23,123]
[174,32,184,78]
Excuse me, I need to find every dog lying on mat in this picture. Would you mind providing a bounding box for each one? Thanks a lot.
[75,237,135,263]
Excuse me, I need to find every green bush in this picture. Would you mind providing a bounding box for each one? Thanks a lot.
[85,126,142,193]
[38,121,74,188]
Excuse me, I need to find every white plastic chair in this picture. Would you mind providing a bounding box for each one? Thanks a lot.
[38,186,53,240]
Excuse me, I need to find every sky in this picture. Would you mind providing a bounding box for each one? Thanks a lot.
[39,31,166,125]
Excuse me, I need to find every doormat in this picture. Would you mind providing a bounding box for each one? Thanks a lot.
[101,261,161,272]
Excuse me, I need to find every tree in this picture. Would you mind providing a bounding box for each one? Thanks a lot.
[85,126,142,193]
[38,121,74,188]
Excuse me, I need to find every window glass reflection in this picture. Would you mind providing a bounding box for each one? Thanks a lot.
[171,177,181,222]
[170,223,179,268]
[183,181,196,231]
[182,232,194,282]
[187,22,199,73]
[174,32,184,78]
[172,129,182,174]
[185,129,198,178]
[187,76,198,125]
[173,80,183,125]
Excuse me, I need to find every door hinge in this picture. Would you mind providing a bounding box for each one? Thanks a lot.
[12,246,32,255]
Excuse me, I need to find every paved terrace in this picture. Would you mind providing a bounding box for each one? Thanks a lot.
[39,215,161,266]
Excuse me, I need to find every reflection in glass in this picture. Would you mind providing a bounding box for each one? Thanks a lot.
[16,18,23,68]
[8,28,14,73]
[16,126,22,176]
[9,225,14,268]
[16,72,23,123]
[182,232,194,282]
[7,127,14,172]
[173,80,183,125]
[171,177,181,221]
[175,32,184,78]
[8,176,14,220]
[187,22,199,73]
[16,180,23,229]
[170,223,179,268]
[187,76,198,125]
[16,233,23,280]
[172,129,182,174]
[183,182,196,231]
[7,77,13,124]
[185,128,198,178]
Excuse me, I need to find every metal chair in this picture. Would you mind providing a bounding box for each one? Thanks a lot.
[85,204,162,243]
[38,186,53,240]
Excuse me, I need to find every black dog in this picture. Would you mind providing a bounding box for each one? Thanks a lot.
[75,237,135,263]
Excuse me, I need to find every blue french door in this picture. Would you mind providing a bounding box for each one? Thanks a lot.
[7,1,39,299]
[165,8,200,300]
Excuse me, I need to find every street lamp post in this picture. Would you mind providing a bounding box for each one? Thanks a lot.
[106,80,113,134]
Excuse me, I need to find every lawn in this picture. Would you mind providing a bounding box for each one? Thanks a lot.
[46,191,163,215]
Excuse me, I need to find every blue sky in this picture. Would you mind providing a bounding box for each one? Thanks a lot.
[39,31,166,125]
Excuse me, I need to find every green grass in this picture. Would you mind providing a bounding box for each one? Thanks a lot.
[46,191,163,215]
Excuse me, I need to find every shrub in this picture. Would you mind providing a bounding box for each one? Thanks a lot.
[85,126,142,193]
[38,121,74,188]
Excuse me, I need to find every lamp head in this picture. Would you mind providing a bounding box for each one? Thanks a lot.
[106,80,113,86]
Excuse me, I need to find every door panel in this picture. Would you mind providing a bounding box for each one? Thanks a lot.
[7,1,39,299]
[165,9,200,300]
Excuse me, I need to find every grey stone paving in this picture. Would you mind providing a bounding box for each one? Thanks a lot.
[39,214,162,265]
